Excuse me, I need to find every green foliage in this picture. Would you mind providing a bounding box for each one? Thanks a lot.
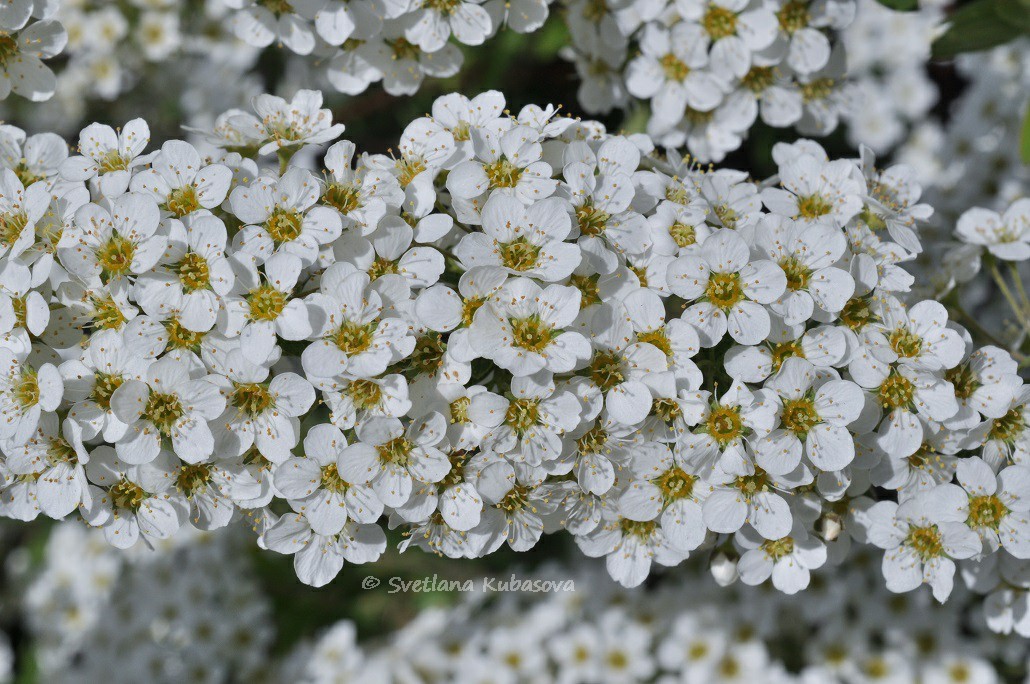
[931,0,1030,59]
[1021,104,1030,164]
[873,0,920,11]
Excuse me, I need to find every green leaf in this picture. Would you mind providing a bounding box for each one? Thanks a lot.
[874,0,919,11]
[1021,104,1030,164]
[932,0,1030,59]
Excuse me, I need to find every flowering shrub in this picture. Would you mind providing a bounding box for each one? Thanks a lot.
[0,85,1023,625]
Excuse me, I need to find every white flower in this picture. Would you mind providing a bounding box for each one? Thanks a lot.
[453,195,580,281]
[754,215,854,325]
[703,464,796,540]
[0,167,50,260]
[761,146,864,227]
[274,424,383,535]
[243,90,348,157]
[618,442,709,552]
[587,302,669,426]
[577,509,692,587]
[677,0,778,78]
[130,140,232,219]
[625,23,726,124]
[210,350,315,463]
[337,413,449,508]
[0,348,61,446]
[866,484,982,601]
[61,329,149,443]
[756,357,864,474]
[264,512,387,587]
[0,19,66,102]
[668,228,787,346]
[60,119,152,198]
[302,265,414,381]
[956,199,1030,261]
[3,413,90,519]
[321,139,403,234]
[219,252,312,364]
[955,457,1030,558]
[447,125,557,207]
[405,0,492,52]
[469,277,590,377]
[81,446,182,549]
[231,167,343,266]
[133,214,235,333]
[59,193,166,290]
[735,522,827,594]
[226,0,321,54]
[860,296,964,373]
[109,356,225,465]
[470,372,582,466]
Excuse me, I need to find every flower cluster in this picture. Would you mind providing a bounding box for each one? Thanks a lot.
[0,88,1026,615]
[279,558,1030,683]
[14,0,866,164]
[22,522,273,683]
[0,0,66,102]
[840,0,941,154]
[564,0,858,160]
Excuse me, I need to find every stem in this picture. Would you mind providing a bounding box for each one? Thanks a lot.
[277,146,297,175]
[948,306,1008,350]
[1009,262,1030,313]
[989,262,1030,334]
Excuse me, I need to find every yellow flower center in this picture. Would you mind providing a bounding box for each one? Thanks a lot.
[91,372,124,410]
[165,185,201,217]
[247,284,286,321]
[333,320,376,355]
[576,203,610,237]
[780,256,810,291]
[967,494,1007,529]
[483,159,523,189]
[0,211,27,248]
[660,53,691,81]
[510,315,556,353]
[781,397,820,439]
[348,379,383,411]
[706,272,744,310]
[706,404,744,446]
[777,0,810,32]
[703,5,738,39]
[878,371,914,410]
[231,382,273,416]
[177,463,213,497]
[97,235,136,277]
[145,392,185,435]
[889,328,922,358]
[111,478,147,511]
[505,398,540,436]
[670,222,697,247]
[590,351,624,391]
[177,252,210,292]
[655,467,696,502]
[266,208,304,244]
[500,237,541,272]
[906,525,944,561]
[796,194,833,220]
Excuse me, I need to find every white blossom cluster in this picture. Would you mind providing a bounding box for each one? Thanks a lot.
[0,87,1026,613]
[563,0,859,160]
[277,559,1030,683]
[899,39,1030,225]
[840,0,941,154]
[0,0,65,102]
[20,521,273,683]
[18,0,866,163]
